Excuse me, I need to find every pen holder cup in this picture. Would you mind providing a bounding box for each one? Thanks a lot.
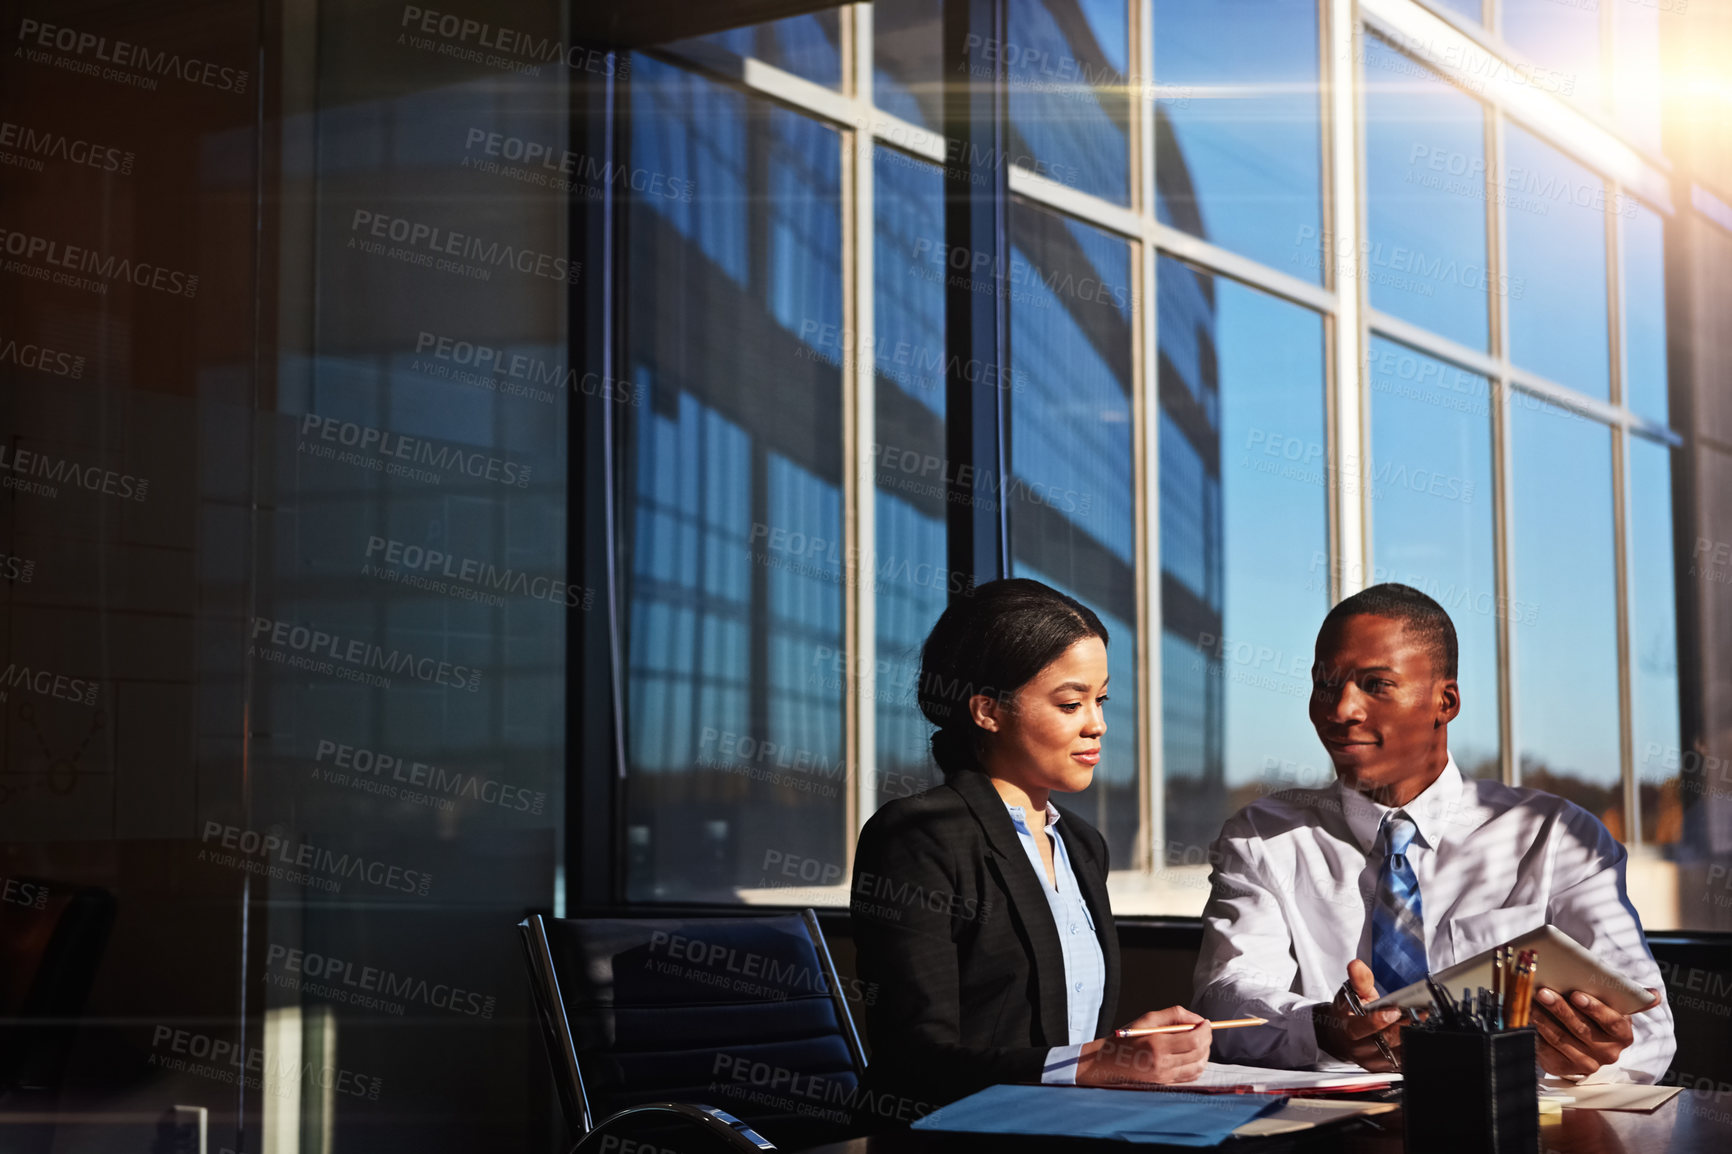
[1402,1026,1539,1154]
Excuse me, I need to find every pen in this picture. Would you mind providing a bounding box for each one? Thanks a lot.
[1340,983,1401,1071]
[1424,975,1454,1027]
[1114,1016,1267,1038]
[1492,945,1505,1028]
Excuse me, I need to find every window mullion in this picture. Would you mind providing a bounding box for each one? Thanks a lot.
[1489,108,1519,788]
[846,3,877,847]
[1135,0,1160,875]
[1609,187,1640,844]
[1326,0,1367,600]
[941,0,1011,587]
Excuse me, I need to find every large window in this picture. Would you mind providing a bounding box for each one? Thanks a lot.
[1157,259,1328,866]
[1511,401,1621,828]
[622,58,847,900]
[1153,0,1323,277]
[1362,35,1490,351]
[1008,201,1139,863]
[1007,0,1131,204]
[1504,124,1610,401]
[872,149,949,810]
[617,1,1704,930]
[1367,338,1499,781]
[1629,436,1682,847]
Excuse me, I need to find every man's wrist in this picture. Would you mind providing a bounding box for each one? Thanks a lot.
[1310,1001,1341,1056]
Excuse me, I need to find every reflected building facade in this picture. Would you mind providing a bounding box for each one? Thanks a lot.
[1152,117,1226,858]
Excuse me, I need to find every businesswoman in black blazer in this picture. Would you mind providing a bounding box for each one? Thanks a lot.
[851,579,1210,1111]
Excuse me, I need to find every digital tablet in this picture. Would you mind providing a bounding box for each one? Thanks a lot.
[1364,923,1659,1016]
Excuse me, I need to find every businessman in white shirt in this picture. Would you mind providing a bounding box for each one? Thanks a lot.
[1193,583,1674,1083]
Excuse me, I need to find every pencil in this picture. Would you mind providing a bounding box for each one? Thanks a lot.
[1114,1016,1268,1038]
[1512,950,1537,1028]
[1509,953,1525,1028]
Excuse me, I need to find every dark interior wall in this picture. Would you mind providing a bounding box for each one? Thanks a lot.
[1670,132,1732,939]
[1,2,573,1151]
[0,0,265,1140]
[1663,0,1732,938]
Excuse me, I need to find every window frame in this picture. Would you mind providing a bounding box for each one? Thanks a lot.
[593,0,1687,916]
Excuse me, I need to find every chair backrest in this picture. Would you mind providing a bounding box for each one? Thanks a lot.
[519,910,868,1149]
[0,879,116,1090]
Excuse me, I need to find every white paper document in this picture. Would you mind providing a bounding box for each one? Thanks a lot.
[1184,1062,1401,1092]
[1557,1083,1685,1112]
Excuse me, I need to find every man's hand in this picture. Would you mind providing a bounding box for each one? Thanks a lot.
[1077,1006,1213,1086]
[1530,987,1658,1078]
[1314,959,1405,1072]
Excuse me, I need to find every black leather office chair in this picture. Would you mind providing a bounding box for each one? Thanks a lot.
[519,910,868,1153]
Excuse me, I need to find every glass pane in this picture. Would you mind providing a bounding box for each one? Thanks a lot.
[1511,398,1622,834]
[623,59,847,900]
[1005,0,1131,204]
[1502,0,1600,110]
[1630,437,1682,849]
[1504,123,1610,399]
[1153,0,1323,279]
[872,147,947,808]
[676,11,843,89]
[40,2,578,1144]
[874,0,943,129]
[255,20,572,1147]
[1430,0,1482,23]
[1624,202,1668,425]
[1157,256,1329,873]
[1367,337,1500,779]
[1008,201,1138,866]
[1613,0,1664,152]
[1362,35,1492,351]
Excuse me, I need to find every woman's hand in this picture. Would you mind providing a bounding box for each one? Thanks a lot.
[1075,1006,1213,1086]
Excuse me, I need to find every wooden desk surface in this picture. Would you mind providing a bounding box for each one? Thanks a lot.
[796,1091,1732,1153]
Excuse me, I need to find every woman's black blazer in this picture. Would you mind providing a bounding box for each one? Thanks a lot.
[849,767,1121,1109]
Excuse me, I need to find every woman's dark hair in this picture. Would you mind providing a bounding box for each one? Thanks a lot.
[918,578,1109,778]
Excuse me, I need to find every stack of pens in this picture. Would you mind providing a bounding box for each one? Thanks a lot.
[1404,948,1544,1154]
[1420,947,1539,1032]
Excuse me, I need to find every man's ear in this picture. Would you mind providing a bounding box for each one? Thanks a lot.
[969,693,1003,733]
[1436,678,1461,727]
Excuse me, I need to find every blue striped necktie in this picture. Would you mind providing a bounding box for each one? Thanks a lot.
[1371,811,1428,995]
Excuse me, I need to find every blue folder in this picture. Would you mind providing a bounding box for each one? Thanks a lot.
[911,1084,1287,1145]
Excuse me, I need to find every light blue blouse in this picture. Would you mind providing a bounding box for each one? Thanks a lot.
[1004,802,1106,1084]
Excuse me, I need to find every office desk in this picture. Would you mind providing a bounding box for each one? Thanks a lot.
[798,1091,1732,1153]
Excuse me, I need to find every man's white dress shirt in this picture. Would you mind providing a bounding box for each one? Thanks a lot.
[1192,754,1674,1083]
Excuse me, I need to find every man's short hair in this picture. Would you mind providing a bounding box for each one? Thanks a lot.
[1320,583,1458,681]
